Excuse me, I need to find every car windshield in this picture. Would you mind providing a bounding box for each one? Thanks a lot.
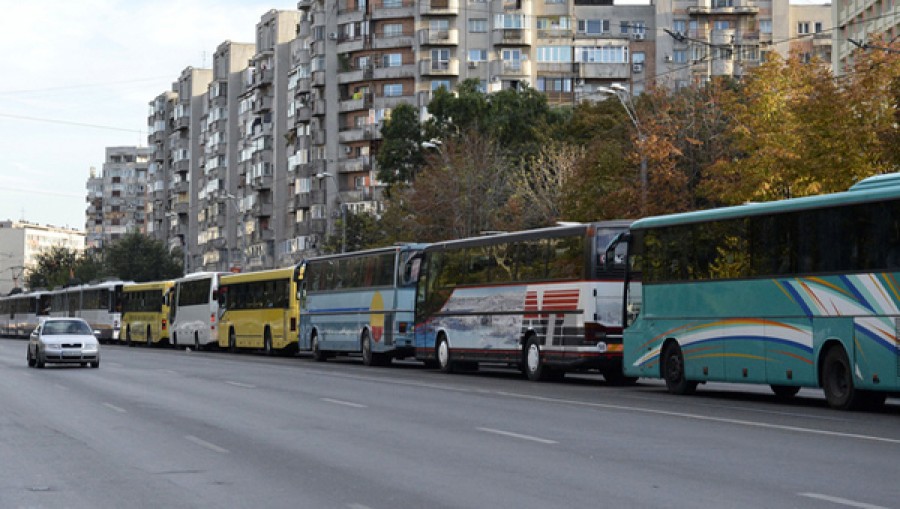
[43,321,93,335]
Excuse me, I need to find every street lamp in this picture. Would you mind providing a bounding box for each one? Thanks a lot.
[220,192,246,270]
[598,85,648,212]
[315,172,346,254]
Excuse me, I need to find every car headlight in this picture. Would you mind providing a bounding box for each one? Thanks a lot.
[44,343,62,351]
[83,343,99,352]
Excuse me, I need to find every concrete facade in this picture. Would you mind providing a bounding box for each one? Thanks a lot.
[0,221,85,294]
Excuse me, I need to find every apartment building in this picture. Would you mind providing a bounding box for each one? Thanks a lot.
[197,41,256,272]
[130,1,838,275]
[791,3,834,63]
[0,221,85,294]
[84,146,153,250]
[833,0,899,74]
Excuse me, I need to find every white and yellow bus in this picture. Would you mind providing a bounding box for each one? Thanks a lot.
[217,267,299,355]
[122,280,174,347]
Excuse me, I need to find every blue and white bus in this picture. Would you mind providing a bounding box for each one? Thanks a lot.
[414,221,634,382]
[0,291,50,338]
[621,173,900,410]
[295,245,426,365]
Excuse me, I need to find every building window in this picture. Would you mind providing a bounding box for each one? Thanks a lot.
[383,23,403,37]
[575,46,628,64]
[468,18,488,33]
[814,22,823,33]
[495,14,526,29]
[798,22,810,34]
[536,45,572,62]
[673,20,687,35]
[714,20,732,31]
[577,19,610,35]
[673,49,688,63]
[383,84,403,97]
[537,16,571,31]
[468,49,488,61]
[536,77,571,92]
[382,0,401,7]
[431,80,451,91]
[760,19,772,34]
[431,49,450,70]
[382,53,402,67]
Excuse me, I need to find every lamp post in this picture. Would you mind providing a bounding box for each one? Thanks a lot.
[598,84,648,212]
[315,172,346,253]
[221,192,246,271]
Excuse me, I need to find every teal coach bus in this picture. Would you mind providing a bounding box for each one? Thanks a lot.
[620,173,900,410]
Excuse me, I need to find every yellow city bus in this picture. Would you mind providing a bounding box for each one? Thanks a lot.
[122,280,175,347]
[217,267,299,355]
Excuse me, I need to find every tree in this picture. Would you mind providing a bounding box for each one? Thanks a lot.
[105,232,183,282]
[375,103,425,184]
[321,210,385,254]
[507,140,585,227]
[26,246,81,290]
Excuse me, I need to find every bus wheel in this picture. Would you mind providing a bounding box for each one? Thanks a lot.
[821,346,880,410]
[662,342,697,395]
[126,327,134,347]
[770,385,801,399]
[263,328,273,356]
[146,326,153,348]
[361,330,375,366]
[229,329,237,354]
[436,335,454,374]
[311,333,326,362]
[524,337,549,381]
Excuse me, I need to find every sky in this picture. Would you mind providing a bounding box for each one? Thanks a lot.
[0,0,830,230]
[0,0,298,229]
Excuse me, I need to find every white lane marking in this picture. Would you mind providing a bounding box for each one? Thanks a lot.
[103,403,127,414]
[798,493,889,509]
[495,392,900,445]
[184,435,229,454]
[225,381,256,389]
[477,427,558,445]
[347,504,374,509]
[321,398,367,409]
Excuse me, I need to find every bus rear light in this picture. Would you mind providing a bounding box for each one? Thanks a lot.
[398,322,408,334]
[162,319,167,330]
[290,317,297,331]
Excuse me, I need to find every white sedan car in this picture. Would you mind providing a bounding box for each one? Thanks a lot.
[27,318,100,369]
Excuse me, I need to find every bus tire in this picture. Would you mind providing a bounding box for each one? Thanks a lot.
[146,326,153,348]
[524,337,549,382]
[126,327,134,347]
[263,328,273,356]
[822,346,871,410]
[771,385,801,399]
[436,334,454,374]
[311,333,326,362]
[229,329,237,353]
[662,342,697,395]
[361,330,375,366]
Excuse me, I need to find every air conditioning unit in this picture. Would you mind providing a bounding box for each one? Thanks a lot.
[328,32,338,40]
[664,55,673,63]
[632,33,645,41]
[468,61,479,69]
[632,63,644,73]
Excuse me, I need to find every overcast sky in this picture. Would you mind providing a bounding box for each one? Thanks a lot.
[0,0,831,230]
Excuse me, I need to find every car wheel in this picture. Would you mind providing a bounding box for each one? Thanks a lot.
[90,360,100,369]
[35,349,45,369]
[27,347,36,368]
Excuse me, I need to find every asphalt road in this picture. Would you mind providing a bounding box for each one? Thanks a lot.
[1,338,898,509]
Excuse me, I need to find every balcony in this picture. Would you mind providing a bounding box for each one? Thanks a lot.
[313,99,326,117]
[492,59,532,77]
[493,28,533,46]
[575,61,630,80]
[373,63,416,80]
[253,93,273,113]
[687,0,759,15]
[338,156,372,174]
[251,201,274,218]
[338,125,378,144]
[336,35,365,54]
[419,58,460,76]
[371,0,415,20]
[372,32,416,50]
[174,115,190,131]
[420,0,459,16]
[340,93,373,113]
[294,193,312,210]
[174,180,190,194]
[295,104,312,123]
[252,68,274,88]
[418,28,459,46]
[173,158,191,174]
[250,228,275,243]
